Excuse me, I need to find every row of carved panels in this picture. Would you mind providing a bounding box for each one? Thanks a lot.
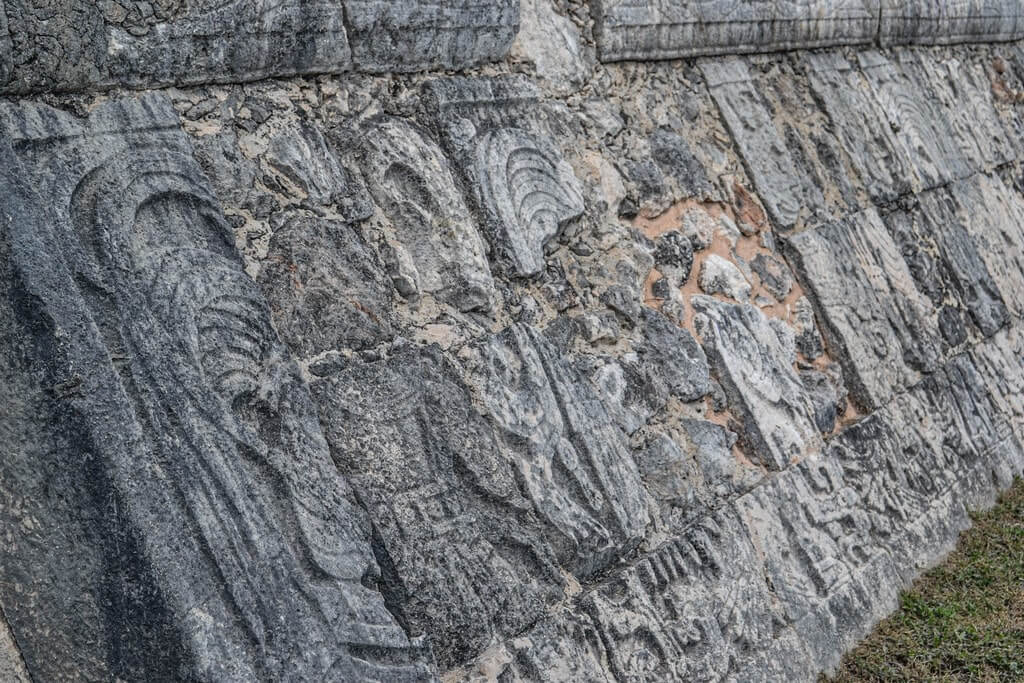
[0,0,519,93]
[597,0,1024,61]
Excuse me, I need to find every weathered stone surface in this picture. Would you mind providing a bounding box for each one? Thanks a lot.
[699,253,752,301]
[358,116,495,311]
[310,343,562,669]
[0,95,431,681]
[701,57,822,229]
[422,76,585,277]
[693,296,823,470]
[0,615,28,683]
[472,324,650,576]
[594,0,880,62]
[787,209,942,411]
[857,50,972,191]
[345,0,519,72]
[805,51,915,203]
[0,6,11,86]
[880,0,1024,46]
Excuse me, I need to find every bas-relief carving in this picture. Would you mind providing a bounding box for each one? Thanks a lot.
[310,344,564,669]
[857,50,972,191]
[879,0,1024,46]
[691,296,823,471]
[473,324,650,576]
[423,76,585,277]
[946,173,1024,320]
[0,95,431,681]
[594,0,880,62]
[359,116,495,312]
[787,209,942,411]
[805,52,915,203]
[345,0,520,72]
[700,57,818,230]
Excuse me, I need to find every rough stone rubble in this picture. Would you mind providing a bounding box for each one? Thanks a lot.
[2,1,1024,681]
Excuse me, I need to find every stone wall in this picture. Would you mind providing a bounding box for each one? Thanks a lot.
[2,1,1024,681]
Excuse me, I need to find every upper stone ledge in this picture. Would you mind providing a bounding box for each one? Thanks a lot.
[0,0,520,94]
[594,0,1024,62]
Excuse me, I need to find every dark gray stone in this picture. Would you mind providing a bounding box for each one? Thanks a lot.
[0,94,432,681]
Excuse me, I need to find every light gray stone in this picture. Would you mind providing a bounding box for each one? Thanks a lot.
[358,116,495,311]
[701,57,821,229]
[699,253,752,301]
[879,0,1024,46]
[787,209,942,411]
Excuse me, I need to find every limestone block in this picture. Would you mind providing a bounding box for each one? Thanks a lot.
[701,57,822,230]
[344,0,519,72]
[311,344,564,669]
[857,50,972,191]
[358,116,496,311]
[593,0,880,62]
[423,76,585,277]
[692,296,824,471]
[787,209,942,411]
[880,0,1024,46]
[805,51,914,203]
[0,94,432,681]
[472,324,650,576]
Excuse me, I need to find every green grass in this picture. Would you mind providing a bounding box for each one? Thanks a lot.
[828,479,1024,683]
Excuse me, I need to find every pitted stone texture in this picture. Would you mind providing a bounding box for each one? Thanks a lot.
[0,615,27,683]
[701,57,822,230]
[594,0,879,62]
[946,173,1024,320]
[805,52,914,203]
[857,50,972,191]
[422,76,585,277]
[880,0,1024,46]
[345,0,519,72]
[787,209,942,411]
[311,344,563,669]
[359,116,495,311]
[0,6,10,86]
[472,324,650,577]
[693,296,824,471]
[0,95,432,682]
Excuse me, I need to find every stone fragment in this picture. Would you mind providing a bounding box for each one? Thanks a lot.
[594,0,879,62]
[701,58,822,229]
[879,0,1024,46]
[0,94,432,681]
[857,50,971,191]
[805,51,913,203]
[423,76,585,277]
[511,0,590,92]
[637,308,711,403]
[312,344,562,669]
[649,128,715,199]
[793,296,825,360]
[693,296,823,470]
[257,216,395,356]
[699,253,752,301]
[751,252,793,301]
[652,228,695,282]
[358,116,495,311]
[345,0,519,72]
[472,325,650,576]
[787,209,942,410]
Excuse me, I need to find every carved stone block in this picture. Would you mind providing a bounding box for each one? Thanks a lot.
[471,324,650,576]
[945,173,1024,320]
[593,0,880,62]
[358,116,496,311]
[700,57,821,230]
[879,0,1024,46]
[805,51,915,203]
[310,344,563,669]
[787,209,942,411]
[345,0,519,72]
[857,50,972,191]
[692,296,824,471]
[422,76,585,277]
[0,94,432,681]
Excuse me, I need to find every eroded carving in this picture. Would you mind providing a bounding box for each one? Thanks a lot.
[0,95,431,681]
[787,209,942,411]
[423,76,585,277]
[359,116,495,311]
